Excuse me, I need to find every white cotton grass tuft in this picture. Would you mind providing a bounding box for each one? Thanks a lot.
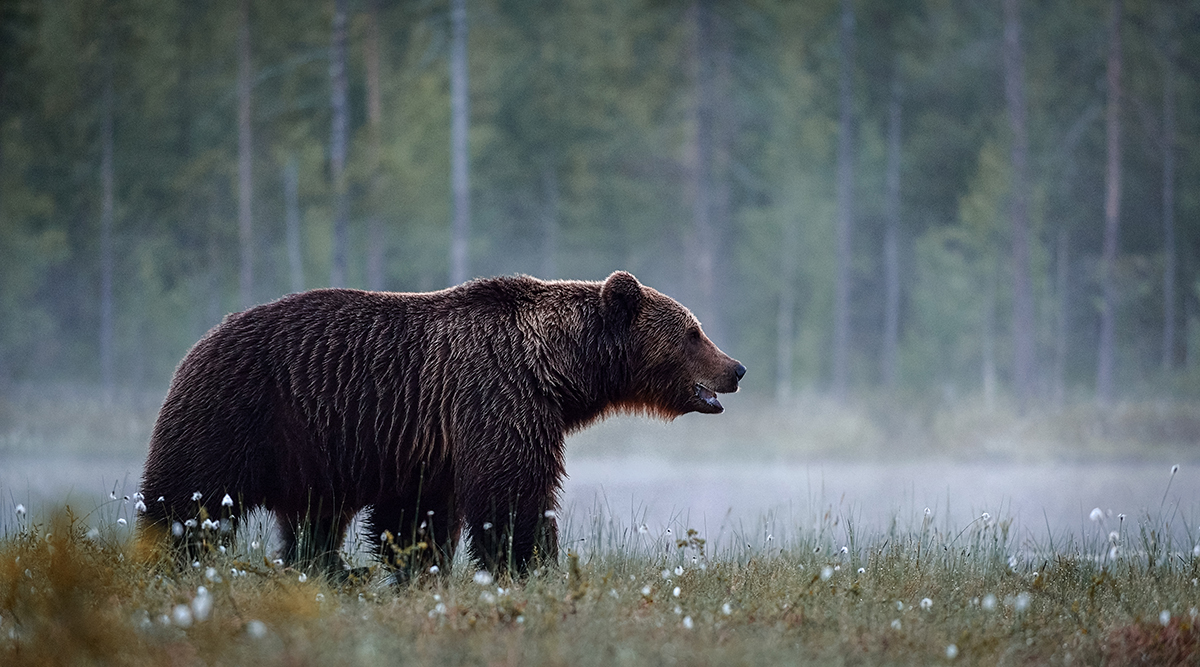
[981,593,997,612]
[920,597,933,611]
[191,586,213,622]
[672,586,680,598]
[945,644,959,660]
[14,504,26,517]
[246,620,268,639]
[543,510,556,518]
[682,615,694,630]
[473,571,493,586]
[674,565,684,576]
[1160,610,1171,626]
[191,491,202,502]
[298,573,307,583]
[820,566,834,581]
[135,500,146,513]
[171,604,193,627]
[429,565,440,574]
[891,619,902,630]
[221,494,234,507]
[1089,507,1104,523]
[641,585,652,597]
[117,518,127,526]
[1013,592,1031,613]
[637,524,649,535]
[721,602,732,615]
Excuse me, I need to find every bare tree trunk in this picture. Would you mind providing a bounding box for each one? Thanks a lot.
[448,0,471,285]
[1096,0,1122,404]
[329,0,349,287]
[99,17,115,394]
[540,163,558,279]
[237,0,254,309]
[1160,25,1177,371]
[687,0,718,339]
[881,71,901,389]
[832,0,855,401]
[364,0,385,291]
[1053,228,1069,406]
[1003,0,1035,408]
[982,268,997,409]
[284,158,304,293]
[775,217,799,404]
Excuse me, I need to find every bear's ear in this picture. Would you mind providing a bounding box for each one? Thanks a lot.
[601,271,643,324]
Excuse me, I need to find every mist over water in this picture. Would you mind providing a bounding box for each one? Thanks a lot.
[3,408,1196,549]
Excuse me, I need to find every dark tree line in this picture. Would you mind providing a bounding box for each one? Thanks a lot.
[0,0,1198,405]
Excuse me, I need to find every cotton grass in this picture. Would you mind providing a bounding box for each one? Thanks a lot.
[2,499,1199,665]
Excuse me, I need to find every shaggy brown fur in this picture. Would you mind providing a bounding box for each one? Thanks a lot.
[139,271,744,577]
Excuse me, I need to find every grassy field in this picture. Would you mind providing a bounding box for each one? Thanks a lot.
[2,498,1198,666]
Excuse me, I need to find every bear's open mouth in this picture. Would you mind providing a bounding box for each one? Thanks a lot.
[694,383,722,411]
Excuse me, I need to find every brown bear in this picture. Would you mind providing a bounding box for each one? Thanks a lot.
[139,271,744,577]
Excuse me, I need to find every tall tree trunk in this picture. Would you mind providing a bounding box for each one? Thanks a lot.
[364,0,385,291]
[237,0,254,309]
[284,157,304,293]
[329,0,349,287]
[1053,228,1069,407]
[881,71,902,389]
[448,0,471,285]
[982,267,997,409]
[1160,25,1177,371]
[1096,0,1122,404]
[540,163,558,279]
[775,217,799,404]
[99,15,115,394]
[832,0,855,401]
[1003,0,1035,408]
[1052,105,1099,407]
[687,0,718,340]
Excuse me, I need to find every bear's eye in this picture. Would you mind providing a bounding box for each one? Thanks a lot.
[686,329,701,344]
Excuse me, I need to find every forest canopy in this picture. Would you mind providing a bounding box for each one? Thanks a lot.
[0,0,1197,404]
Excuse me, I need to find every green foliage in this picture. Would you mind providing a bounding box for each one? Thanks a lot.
[0,0,1198,400]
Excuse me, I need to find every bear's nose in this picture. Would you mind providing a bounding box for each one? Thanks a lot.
[733,363,746,381]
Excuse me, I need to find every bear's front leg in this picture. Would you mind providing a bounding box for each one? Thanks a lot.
[456,429,562,575]
[464,494,558,575]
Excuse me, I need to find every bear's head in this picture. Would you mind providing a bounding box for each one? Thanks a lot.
[601,271,745,416]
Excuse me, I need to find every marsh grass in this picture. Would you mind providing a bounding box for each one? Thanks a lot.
[2,497,1198,666]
